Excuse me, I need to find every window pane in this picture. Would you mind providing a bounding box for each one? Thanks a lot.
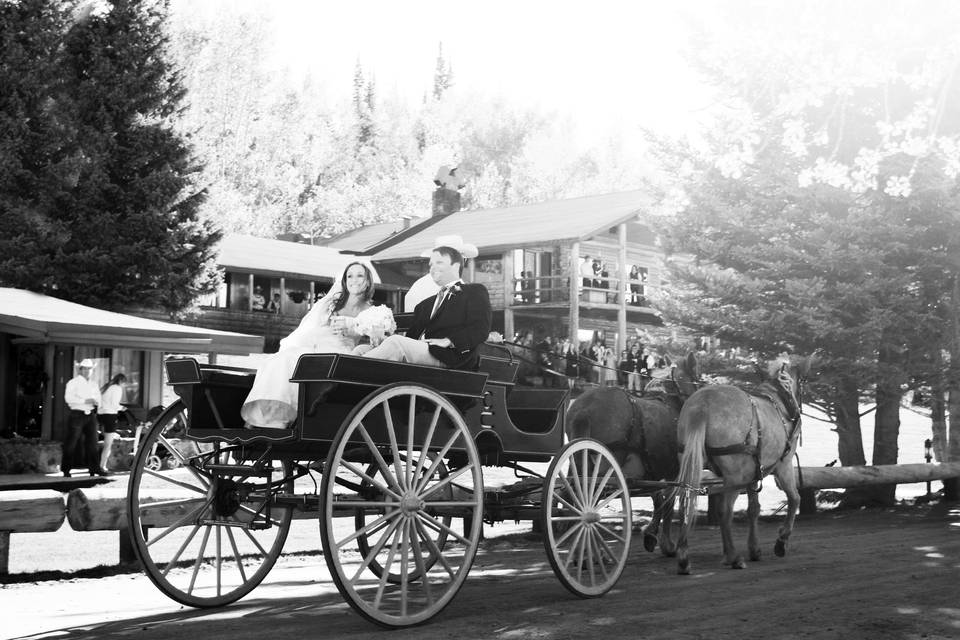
[110,349,144,406]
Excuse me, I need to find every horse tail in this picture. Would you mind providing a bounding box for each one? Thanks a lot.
[676,408,706,527]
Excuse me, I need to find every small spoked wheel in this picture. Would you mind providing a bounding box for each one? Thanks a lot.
[320,383,483,628]
[126,400,293,608]
[542,438,631,598]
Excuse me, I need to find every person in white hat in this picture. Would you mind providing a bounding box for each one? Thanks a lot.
[364,235,491,369]
[62,358,110,477]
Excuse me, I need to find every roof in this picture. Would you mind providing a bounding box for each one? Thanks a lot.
[321,219,413,253]
[0,288,263,355]
[367,190,654,261]
[217,235,381,283]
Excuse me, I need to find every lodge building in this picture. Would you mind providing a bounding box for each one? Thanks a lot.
[0,188,667,443]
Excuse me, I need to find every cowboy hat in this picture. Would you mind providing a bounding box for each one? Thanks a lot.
[420,235,479,259]
[77,358,97,368]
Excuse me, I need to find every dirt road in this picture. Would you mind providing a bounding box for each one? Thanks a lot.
[5,503,960,640]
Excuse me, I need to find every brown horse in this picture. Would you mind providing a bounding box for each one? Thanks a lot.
[674,359,806,574]
[565,352,701,555]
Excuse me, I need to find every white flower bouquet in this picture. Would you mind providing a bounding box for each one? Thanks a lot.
[354,305,396,346]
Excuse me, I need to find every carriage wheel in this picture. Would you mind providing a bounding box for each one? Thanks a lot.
[542,438,631,598]
[126,400,293,608]
[320,383,483,628]
[354,455,451,584]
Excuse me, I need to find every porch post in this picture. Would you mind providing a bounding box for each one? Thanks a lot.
[41,344,56,440]
[617,224,628,353]
[502,251,514,340]
[570,241,581,350]
[248,274,255,311]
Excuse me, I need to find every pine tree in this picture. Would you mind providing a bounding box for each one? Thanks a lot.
[432,42,452,100]
[0,0,220,313]
[0,0,78,295]
[646,3,960,505]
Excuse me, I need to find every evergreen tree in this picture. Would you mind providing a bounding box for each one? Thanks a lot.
[0,0,78,295]
[0,0,220,313]
[432,42,452,100]
[645,2,960,505]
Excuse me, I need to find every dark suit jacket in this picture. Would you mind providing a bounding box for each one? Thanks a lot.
[406,282,492,370]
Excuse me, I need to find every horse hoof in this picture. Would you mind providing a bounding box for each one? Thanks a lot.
[731,557,746,570]
[750,550,761,562]
[774,540,786,557]
[643,533,658,553]
[661,547,677,558]
[678,559,690,575]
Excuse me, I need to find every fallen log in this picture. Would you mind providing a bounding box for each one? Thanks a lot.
[797,461,960,490]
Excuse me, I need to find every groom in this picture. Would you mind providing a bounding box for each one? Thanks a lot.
[363,235,491,370]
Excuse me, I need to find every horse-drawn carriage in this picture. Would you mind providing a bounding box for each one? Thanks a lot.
[125,350,634,627]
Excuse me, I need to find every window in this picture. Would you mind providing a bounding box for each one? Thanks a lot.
[73,347,145,407]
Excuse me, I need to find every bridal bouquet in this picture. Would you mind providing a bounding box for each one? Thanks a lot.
[355,305,396,347]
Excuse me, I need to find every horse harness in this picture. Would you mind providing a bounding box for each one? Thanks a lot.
[704,388,803,486]
[610,370,692,476]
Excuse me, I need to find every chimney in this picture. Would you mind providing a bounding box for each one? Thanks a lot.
[432,165,465,217]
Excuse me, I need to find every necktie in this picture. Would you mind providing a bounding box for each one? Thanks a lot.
[430,285,451,319]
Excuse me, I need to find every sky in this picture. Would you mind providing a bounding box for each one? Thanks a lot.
[217,0,712,138]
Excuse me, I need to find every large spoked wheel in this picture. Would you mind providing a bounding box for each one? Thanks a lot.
[320,383,483,628]
[354,455,451,584]
[542,438,631,598]
[126,400,294,608]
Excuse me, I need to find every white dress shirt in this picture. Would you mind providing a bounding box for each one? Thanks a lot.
[64,375,101,413]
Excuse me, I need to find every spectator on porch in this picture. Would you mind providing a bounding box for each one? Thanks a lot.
[580,256,594,288]
[267,292,281,313]
[252,286,266,311]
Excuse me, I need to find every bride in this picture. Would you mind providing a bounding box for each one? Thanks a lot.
[241,261,388,429]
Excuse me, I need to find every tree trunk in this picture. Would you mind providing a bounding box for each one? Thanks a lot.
[866,336,905,507]
[833,378,866,466]
[930,349,947,463]
[947,387,960,501]
[946,274,960,501]
[829,377,873,508]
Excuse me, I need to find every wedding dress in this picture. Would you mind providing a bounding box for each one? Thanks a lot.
[240,304,361,429]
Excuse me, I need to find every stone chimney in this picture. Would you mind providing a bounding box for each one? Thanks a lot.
[432,165,465,217]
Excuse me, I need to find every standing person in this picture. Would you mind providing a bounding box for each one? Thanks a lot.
[602,347,618,386]
[579,255,594,289]
[627,343,644,392]
[563,340,580,390]
[97,373,126,473]
[629,265,642,305]
[267,292,281,313]
[62,359,106,477]
[618,349,632,387]
[252,286,266,311]
[364,235,491,370]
